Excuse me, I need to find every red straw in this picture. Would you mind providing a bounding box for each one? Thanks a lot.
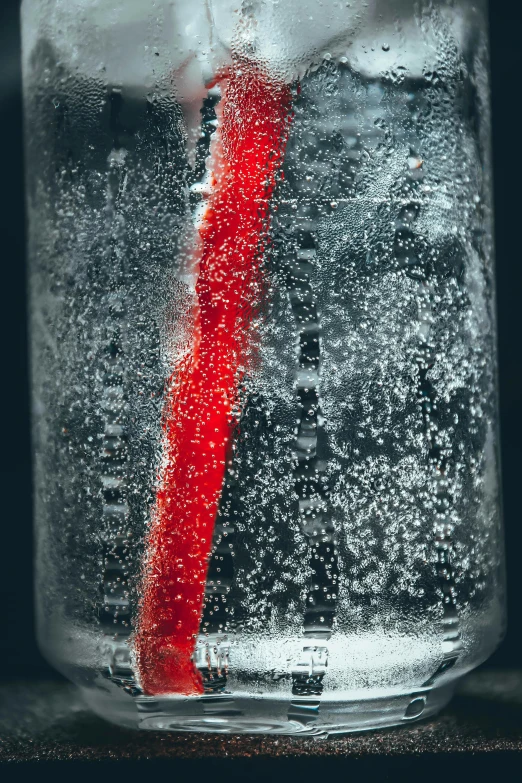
[135,61,293,695]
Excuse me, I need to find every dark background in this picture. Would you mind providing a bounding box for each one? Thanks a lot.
[1,1,520,679]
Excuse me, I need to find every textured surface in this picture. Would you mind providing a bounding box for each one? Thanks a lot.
[1,669,522,765]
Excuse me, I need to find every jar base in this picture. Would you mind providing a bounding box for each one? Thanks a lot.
[80,682,456,736]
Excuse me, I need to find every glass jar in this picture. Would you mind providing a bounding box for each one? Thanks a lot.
[22,0,505,734]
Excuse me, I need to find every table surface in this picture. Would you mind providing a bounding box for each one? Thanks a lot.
[1,669,522,775]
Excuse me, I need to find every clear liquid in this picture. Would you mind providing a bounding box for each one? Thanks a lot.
[25,11,504,730]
